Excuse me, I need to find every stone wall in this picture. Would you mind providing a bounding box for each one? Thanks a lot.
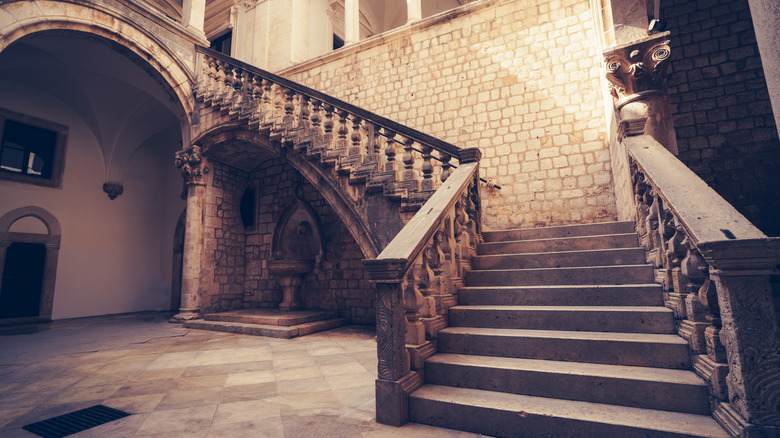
[244,159,375,324]
[281,0,617,229]
[200,162,249,313]
[663,0,780,236]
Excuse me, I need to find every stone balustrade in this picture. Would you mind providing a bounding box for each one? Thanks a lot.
[194,47,469,213]
[363,156,482,426]
[625,134,780,436]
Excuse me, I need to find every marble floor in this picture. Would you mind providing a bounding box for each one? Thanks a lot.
[0,312,483,437]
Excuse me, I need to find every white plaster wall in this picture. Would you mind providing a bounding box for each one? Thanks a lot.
[0,82,184,320]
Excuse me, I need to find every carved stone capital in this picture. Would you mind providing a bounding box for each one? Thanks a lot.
[102,182,124,200]
[175,145,210,185]
[604,32,672,109]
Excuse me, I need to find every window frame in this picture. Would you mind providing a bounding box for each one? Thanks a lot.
[0,108,68,189]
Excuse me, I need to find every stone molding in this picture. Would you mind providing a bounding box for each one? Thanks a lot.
[102,182,124,200]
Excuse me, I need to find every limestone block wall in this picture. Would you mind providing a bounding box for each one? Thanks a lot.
[244,159,374,324]
[663,0,780,236]
[201,162,249,313]
[281,0,617,229]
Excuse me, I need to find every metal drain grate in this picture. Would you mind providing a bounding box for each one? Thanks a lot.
[23,405,130,438]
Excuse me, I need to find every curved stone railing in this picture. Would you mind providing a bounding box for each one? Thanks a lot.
[194,46,479,213]
[625,134,780,435]
[363,157,482,426]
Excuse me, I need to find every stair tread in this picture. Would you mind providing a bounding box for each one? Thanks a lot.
[411,385,728,437]
[459,284,661,290]
[472,264,651,273]
[441,326,688,344]
[481,232,639,245]
[427,353,705,386]
[475,247,644,258]
[451,305,672,312]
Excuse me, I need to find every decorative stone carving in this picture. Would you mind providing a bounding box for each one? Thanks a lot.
[174,145,209,184]
[102,182,123,200]
[603,33,677,153]
[604,36,671,107]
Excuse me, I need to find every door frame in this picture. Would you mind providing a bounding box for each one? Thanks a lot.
[0,206,61,325]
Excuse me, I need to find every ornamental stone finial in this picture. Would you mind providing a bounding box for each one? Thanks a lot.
[175,144,209,184]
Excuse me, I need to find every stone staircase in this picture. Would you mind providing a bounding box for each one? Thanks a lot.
[409,221,729,437]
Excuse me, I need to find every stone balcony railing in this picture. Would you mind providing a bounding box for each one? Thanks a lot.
[193,47,485,220]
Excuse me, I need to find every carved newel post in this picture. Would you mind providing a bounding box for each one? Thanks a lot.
[604,32,678,154]
[697,239,780,435]
[170,145,209,322]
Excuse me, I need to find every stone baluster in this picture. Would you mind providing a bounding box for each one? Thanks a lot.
[440,152,452,182]
[420,144,434,191]
[350,116,362,157]
[322,104,334,139]
[261,79,273,120]
[384,130,397,175]
[336,109,349,150]
[309,99,322,139]
[401,137,419,191]
[283,88,295,121]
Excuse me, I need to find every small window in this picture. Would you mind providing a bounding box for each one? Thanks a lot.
[210,31,232,56]
[0,108,67,188]
[240,188,256,229]
[333,34,344,50]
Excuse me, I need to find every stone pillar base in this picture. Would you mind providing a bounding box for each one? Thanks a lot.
[169,309,200,322]
[375,371,423,426]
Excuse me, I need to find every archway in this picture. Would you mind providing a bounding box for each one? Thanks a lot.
[0,207,61,324]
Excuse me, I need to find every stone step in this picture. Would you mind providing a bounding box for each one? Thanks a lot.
[438,327,691,369]
[478,233,640,255]
[458,285,664,306]
[409,385,728,438]
[203,308,340,326]
[482,221,636,242]
[473,247,647,270]
[424,354,710,414]
[182,318,348,339]
[465,265,655,286]
[448,305,674,333]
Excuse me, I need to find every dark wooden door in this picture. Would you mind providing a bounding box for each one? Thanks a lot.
[0,242,46,318]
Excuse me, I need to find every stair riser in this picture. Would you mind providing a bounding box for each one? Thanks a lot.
[204,311,338,326]
[448,308,674,333]
[473,248,647,269]
[409,397,708,438]
[479,234,640,255]
[424,362,710,415]
[458,286,664,306]
[482,222,636,242]
[438,332,691,369]
[465,266,654,286]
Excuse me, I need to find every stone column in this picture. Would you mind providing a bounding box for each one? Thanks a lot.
[603,32,678,154]
[344,0,360,45]
[406,0,421,23]
[747,0,780,139]
[171,145,209,322]
[698,239,780,435]
[182,0,207,36]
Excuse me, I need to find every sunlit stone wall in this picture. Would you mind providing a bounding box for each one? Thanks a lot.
[281,0,617,230]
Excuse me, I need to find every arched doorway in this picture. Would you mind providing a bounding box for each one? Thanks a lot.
[0,206,61,324]
[171,210,186,312]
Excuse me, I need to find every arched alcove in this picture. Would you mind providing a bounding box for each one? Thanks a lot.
[0,206,61,323]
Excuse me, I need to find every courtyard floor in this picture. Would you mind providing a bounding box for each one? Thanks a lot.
[0,312,482,437]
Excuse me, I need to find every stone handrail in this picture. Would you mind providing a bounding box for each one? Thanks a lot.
[363,159,482,426]
[193,47,482,212]
[625,134,780,435]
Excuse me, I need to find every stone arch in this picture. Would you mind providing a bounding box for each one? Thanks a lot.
[0,206,62,322]
[194,126,380,259]
[0,0,195,145]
